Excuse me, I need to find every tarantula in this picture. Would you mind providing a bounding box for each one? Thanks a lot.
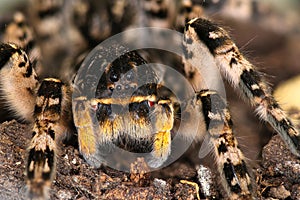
[0,0,299,199]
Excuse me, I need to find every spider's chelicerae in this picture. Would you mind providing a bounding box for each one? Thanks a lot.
[0,0,299,199]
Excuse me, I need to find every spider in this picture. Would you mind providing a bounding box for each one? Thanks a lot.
[0,0,299,199]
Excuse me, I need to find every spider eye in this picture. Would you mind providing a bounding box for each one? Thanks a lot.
[148,100,155,107]
[126,71,135,81]
[109,70,119,82]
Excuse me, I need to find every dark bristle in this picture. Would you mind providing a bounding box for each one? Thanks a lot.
[189,18,230,55]
[0,43,18,69]
[38,79,63,98]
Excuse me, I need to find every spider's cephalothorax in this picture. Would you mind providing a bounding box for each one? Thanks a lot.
[1,1,300,200]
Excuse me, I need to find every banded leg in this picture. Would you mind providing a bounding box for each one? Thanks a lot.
[197,90,253,199]
[2,12,42,75]
[0,43,38,121]
[184,18,300,157]
[27,78,69,199]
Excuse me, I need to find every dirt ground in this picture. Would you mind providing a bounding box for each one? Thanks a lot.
[1,118,300,200]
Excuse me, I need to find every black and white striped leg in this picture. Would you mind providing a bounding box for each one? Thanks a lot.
[184,18,300,158]
[197,90,254,200]
[27,78,68,199]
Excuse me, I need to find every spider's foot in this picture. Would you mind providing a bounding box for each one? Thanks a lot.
[77,127,103,168]
[73,99,105,168]
[197,90,255,199]
[148,99,174,168]
[148,154,167,169]
[148,131,171,168]
[27,148,53,199]
[27,145,54,200]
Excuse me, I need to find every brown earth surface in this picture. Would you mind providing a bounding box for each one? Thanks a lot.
[1,120,300,199]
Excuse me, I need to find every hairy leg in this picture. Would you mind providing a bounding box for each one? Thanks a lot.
[197,90,254,199]
[0,43,38,121]
[184,17,300,158]
[27,78,70,199]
